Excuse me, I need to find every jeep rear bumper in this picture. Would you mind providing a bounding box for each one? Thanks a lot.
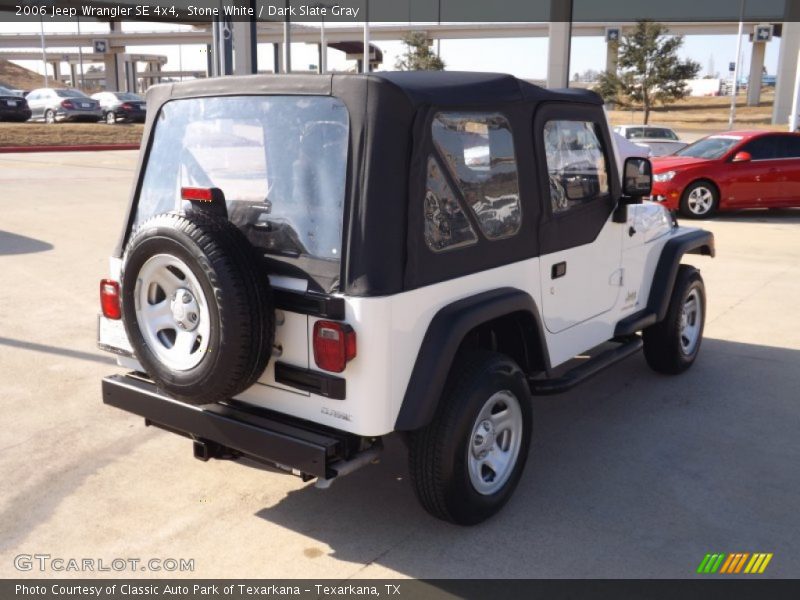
[102,374,358,479]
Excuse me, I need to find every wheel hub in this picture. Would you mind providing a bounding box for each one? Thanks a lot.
[170,288,200,331]
[472,420,495,458]
[466,391,524,496]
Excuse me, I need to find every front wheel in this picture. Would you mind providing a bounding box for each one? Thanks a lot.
[408,351,532,525]
[105,111,116,125]
[44,109,56,124]
[680,181,718,219]
[643,265,706,374]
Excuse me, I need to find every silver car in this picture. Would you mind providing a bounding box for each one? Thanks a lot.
[26,88,103,123]
[613,125,687,157]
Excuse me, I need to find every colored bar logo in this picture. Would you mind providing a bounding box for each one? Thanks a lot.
[697,552,773,574]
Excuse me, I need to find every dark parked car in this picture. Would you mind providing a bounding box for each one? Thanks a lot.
[26,88,103,123]
[91,91,147,124]
[0,85,31,122]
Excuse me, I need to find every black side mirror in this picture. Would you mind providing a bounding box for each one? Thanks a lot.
[623,157,652,199]
[614,157,652,223]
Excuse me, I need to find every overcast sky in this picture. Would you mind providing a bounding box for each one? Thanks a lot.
[0,20,783,83]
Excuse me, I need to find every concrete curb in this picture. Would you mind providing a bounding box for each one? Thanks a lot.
[0,144,140,153]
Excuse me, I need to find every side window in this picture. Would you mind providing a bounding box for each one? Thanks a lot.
[424,156,478,253]
[627,127,644,139]
[741,136,778,160]
[431,112,522,240]
[544,120,610,214]
[777,135,800,159]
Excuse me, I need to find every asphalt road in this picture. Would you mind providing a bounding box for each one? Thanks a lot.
[1,151,799,579]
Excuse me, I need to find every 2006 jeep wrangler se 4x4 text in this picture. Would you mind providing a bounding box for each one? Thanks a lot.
[99,72,714,525]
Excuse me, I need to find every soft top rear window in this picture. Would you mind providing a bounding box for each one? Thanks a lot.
[135,95,349,291]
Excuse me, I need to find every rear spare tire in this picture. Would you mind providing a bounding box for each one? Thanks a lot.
[121,212,274,405]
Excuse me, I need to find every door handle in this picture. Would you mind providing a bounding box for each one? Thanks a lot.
[551,262,567,279]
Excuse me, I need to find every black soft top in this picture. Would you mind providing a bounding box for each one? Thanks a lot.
[372,71,602,107]
[138,70,601,114]
[118,72,605,296]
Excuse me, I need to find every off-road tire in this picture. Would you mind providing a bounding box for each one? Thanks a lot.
[643,265,706,375]
[121,211,274,405]
[408,350,533,525]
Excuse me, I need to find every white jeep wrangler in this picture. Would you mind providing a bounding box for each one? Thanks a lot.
[99,72,714,525]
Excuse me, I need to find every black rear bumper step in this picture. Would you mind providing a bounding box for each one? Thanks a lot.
[102,374,345,478]
[528,337,643,395]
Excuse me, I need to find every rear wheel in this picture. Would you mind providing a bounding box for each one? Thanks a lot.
[121,212,275,405]
[105,111,116,125]
[408,351,532,525]
[680,181,718,219]
[643,265,706,374]
[44,109,56,124]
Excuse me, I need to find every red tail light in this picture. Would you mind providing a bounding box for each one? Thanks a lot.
[181,187,214,202]
[100,279,121,320]
[121,102,134,110]
[313,320,356,373]
[61,99,74,109]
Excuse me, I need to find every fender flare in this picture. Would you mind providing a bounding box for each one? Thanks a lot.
[393,287,549,432]
[615,229,715,337]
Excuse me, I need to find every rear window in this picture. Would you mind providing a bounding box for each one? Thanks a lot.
[644,128,678,140]
[135,95,349,266]
[56,89,88,98]
[115,93,143,101]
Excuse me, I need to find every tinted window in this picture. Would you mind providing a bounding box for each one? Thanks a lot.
[544,120,609,214]
[676,136,741,159]
[431,112,522,240]
[644,128,678,140]
[424,156,478,253]
[137,95,348,261]
[741,136,778,160]
[115,92,143,101]
[777,135,800,159]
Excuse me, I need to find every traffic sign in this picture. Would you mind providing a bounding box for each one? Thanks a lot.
[754,24,773,42]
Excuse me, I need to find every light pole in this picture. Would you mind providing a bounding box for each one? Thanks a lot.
[283,0,292,74]
[790,48,800,132]
[76,17,85,90]
[436,0,441,58]
[363,0,370,73]
[39,15,49,88]
[729,0,745,129]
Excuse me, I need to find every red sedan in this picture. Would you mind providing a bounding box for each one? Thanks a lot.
[650,130,800,218]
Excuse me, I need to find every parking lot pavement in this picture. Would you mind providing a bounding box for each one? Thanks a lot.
[1,151,798,579]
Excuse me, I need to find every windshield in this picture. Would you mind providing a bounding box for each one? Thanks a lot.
[55,89,89,98]
[675,136,741,159]
[136,95,349,282]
